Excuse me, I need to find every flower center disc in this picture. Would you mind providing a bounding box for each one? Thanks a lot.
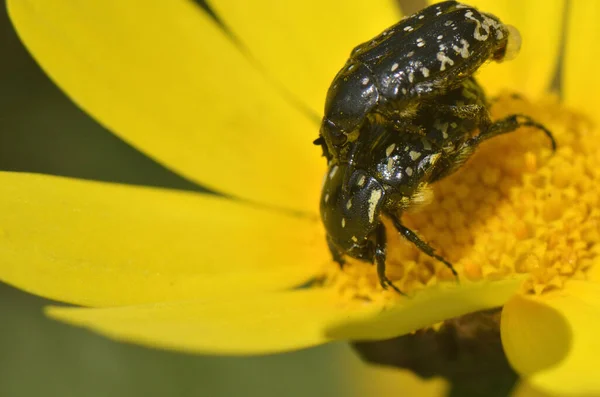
[323,94,599,303]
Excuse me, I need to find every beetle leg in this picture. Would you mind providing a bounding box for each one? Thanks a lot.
[390,214,459,279]
[426,103,492,145]
[385,117,426,135]
[432,104,492,128]
[429,142,477,183]
[476,114,556,151]
[374,223,405,295]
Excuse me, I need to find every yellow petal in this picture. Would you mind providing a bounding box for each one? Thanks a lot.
[564,1,600,124]
[7,0,324,214]
[47,288,349,355]
[432,0,565,98]
[326,277,524,340]
[511,381,557,397]
[208,0,401,115]
[502,281,600,396]
[0,172,328,307]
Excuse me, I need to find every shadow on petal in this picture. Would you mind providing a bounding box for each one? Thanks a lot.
[353,309,518,397]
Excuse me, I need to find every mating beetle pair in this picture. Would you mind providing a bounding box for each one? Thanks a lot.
[316,1,555,293]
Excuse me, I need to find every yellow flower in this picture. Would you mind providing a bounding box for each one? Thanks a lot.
[2,0,600,395]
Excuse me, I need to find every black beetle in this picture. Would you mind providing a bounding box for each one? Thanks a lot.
[317,0,522,161]
[320,77,555,293]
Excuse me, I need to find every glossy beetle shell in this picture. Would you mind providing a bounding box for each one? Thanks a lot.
[320,0,511,159]
[320,76,488,257]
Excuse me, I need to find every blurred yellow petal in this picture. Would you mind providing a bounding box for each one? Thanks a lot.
[326,277,524,340]
[502,281,600,396]
[564,1,600,124]
[46,276,524,356]
[208,0,401,115]
[47,288,352,355]
[7,0,324,214]
[511,381,557,397]
[0,172,328,307]
[432,0,565,98]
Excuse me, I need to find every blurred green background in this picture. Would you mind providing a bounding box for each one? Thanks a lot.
[0,2,389,396]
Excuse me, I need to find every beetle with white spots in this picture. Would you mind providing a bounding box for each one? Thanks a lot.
[315,0,523,162]
[315,2,555,293]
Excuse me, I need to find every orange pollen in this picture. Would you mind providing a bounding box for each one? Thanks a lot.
[322,94,599,303]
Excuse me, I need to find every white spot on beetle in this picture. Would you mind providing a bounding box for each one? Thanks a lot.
[418,15,424,20]
[367,188,383,224]
[465,10,490,41]
[361,77,370,85]
[409,150,422,160]
[407,51,415,57]
[351,236,358,243]
[421,137,432,151]
[391,63,399,72]
[406,167,413,177]
[329,165,339,179]
[437,34,443,40]
[437,52,455,71]
[421,67,430,77]
[401,88,408,94]
[346,199,352,210]
[408,72,415,83]
[444,20,453,27]
[357,175,366,187]
[416,37,425,47]
[452,39,470,58]
[434,119,450,139]
[324,193,330,203]
[341,218,346,228]
[404,25,414,32]
[386,144,396,157]
[386,157,395,174]
[483,14,502,35]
